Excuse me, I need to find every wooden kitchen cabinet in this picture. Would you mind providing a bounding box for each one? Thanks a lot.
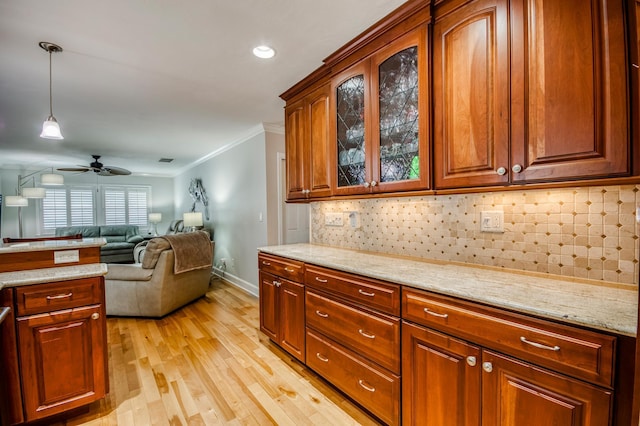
[285,83,332,200]
[258,254,306,362]
[332,26,429,196]
[402,286,616,426]
[402,321,481,426]
[434,0,631,189]
[10,277,108,423]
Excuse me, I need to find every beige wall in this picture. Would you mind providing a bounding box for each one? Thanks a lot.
[311,184,640,285]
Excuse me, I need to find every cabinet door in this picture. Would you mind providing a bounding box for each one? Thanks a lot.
[259,271,279,341]
[17,304,107,421]
[285,98,307,200]
[332,60,373,195]
[433,0,510,189]
[482,350,612,426]
[371,26,430,193]
[402,321,481,426]
[279,279,306,362]
[306,84,332,198]
[510,0,629,182]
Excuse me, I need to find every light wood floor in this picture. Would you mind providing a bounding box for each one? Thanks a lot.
[55,278,381,425]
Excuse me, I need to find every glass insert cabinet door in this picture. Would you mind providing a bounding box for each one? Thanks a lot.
[336,73,367,188]
[377,45,420,184]
[333,26,428,194]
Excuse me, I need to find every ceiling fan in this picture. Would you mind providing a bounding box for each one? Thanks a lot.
[58,155,131,176]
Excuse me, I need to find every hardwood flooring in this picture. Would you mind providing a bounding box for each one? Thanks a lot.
[54,278,381,425]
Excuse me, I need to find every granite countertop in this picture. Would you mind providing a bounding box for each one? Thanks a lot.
[0,263,108,290]
[259,243,638,337]
[0,237,106,253]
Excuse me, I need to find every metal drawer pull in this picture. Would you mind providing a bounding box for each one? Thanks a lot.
[315,277,328,283]
[316,353,329,362]
[423,308,448,318]
[358,289,375,297]
[315,310,329,318]
[358,329,375,339]
[358,380,375,392]
[46,292,73,300]
[520,336,560,352]
[284,267,294,273]
[261,261,271,266]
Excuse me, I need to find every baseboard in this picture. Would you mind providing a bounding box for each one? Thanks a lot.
[212,267,258,297]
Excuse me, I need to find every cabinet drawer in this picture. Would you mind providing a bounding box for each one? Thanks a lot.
[258,253,304,282]
[306,328,400,426]
[403,287,616,388]
[305,265,400,316]
[15,277,103,317]
[306,290,400,373]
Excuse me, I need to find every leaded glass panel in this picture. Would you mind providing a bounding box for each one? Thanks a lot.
[336,75,366,187]
[378,46,419,182]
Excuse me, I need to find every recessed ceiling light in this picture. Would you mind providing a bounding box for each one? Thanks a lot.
[253,45,275,59]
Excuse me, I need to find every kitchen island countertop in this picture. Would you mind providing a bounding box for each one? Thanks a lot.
[259,243,638,337]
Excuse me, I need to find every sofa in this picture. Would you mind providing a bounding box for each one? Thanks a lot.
[104,231,213,317]
[55,225,144,263]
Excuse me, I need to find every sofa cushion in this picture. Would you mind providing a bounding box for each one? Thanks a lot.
[56,226,100,238]
[141,238,171,269]
[103,241,135,251]
[106,263,153,281]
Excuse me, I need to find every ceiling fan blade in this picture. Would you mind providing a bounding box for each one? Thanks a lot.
[102,166,131,176]
[57,167,90,172]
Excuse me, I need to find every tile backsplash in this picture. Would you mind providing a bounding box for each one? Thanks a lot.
[311,185,640,285]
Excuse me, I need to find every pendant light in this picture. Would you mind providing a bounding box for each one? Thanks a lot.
[39,41,64,140]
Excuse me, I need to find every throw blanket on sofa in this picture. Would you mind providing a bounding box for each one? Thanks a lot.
[160,231,212,274]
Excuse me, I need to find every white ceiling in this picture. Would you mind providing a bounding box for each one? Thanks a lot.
[0,0,406,177]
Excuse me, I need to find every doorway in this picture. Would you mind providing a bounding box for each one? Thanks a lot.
[277,153,309,245]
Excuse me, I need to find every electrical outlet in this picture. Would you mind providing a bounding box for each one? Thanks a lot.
[636,207,640,223]
[480,211,504,233]
[348,211,361,228]
[325,212,344,226]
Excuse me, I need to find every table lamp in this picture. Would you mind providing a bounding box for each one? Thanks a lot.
[148,213,162,236]
[183,212,203,232]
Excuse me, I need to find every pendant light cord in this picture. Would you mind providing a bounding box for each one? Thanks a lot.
[48,49,53,117]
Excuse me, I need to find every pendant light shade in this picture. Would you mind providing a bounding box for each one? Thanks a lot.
[40,116,63,139]
[39,42,64,140]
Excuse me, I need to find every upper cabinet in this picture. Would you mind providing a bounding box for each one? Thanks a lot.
[434,0,631,189]
[285,83,332,200]
[282,0,636,200]
[332,27,430,196]
[433,0,510,188]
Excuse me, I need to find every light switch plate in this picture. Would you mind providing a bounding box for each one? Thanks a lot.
[325,212,344,226]
[480,211,504,233]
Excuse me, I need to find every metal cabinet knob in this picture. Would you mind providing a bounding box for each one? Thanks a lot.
[482,362,493,373]
[512,164,523,173]
[363,182,370,188]
[496,167,507,176]
[466,356,477,367]
[370,180,377,187]
[91,312,100,320]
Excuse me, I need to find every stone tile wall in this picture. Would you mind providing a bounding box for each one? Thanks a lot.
[310,185,640,285]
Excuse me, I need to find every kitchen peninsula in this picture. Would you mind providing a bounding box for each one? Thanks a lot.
[259,243,637,425]
[0,238,108,426]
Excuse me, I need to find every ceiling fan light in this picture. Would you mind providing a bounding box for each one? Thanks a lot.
[40,116,63,140]
[41,173,64,185]
[5,195,28,207]
[21,187,46,198]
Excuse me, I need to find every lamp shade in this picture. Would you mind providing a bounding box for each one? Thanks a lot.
[5,195,28,207]
[21,187,46,198]
[40,117,64,140]
[41,173,64,185]
[183,212,203,227]
[148,213,162,223]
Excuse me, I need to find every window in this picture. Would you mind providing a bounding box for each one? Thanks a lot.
[39,184,151,233]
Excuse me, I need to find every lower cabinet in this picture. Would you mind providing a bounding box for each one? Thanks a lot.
[2,277,108,424]
[259,271,306,362]
[402,288,615,426]
[18,304,107,421]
